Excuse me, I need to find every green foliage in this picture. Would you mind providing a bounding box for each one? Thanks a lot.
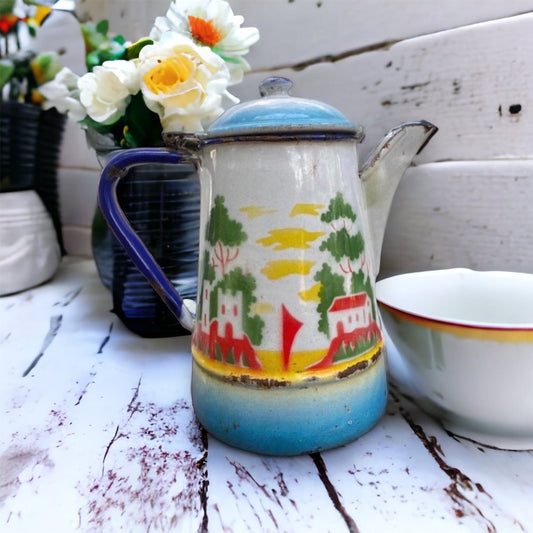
[196,250,215,326]
[3,50,36,102]
[321,192,357,224]
[0,1,16,17]
[81,20,127,71]
[351,270,376,320]
[206,196,247,247]
[202,250,216,283]
[121,92,163,148]
[0,58,14,89]
[81,22,152,72]
[200,197,263,344]
[314,263,345,336]
[351,269,366,294]
[319,191,364,266]
[126,38,153,60]
[319,226,364,263]
[77,92,164,148]
[333,333,379,362]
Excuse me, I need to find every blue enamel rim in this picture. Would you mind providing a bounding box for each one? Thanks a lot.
[202,131,360,146]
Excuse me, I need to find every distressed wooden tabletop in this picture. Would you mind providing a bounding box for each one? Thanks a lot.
[1,257,532,533]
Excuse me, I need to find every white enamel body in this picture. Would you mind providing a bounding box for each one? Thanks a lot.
[197,138,375,355]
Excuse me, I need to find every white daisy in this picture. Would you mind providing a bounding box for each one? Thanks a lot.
[150,0,259,85]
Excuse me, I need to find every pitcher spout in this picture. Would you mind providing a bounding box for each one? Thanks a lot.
[360,120,438,276]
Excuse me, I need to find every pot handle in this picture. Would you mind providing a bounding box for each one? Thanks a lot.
[97,148,195,332]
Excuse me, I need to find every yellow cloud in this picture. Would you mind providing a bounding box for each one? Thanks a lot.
[290,203,325,217]
[240,205,277,218]
[261,259,315,280]
[251,302,275,314]
[299,283,322,302]
[257,228,325,250]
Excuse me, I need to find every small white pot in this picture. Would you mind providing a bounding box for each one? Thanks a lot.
[0,191,61,295]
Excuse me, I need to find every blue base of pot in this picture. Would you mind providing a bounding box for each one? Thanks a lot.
[191,354,387,456]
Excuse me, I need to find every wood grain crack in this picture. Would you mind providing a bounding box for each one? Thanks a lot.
[311,452,359,533]
[197,427,209,533]
[101,424,127,477]
[54,287,82,307]
[391,389,506,532]
[97,321,113,354]
[22,314,62,377]
[258,11,533,73]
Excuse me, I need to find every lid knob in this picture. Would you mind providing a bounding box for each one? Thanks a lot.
[259,77,293,97]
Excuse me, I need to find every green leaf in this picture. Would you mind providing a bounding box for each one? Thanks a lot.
[126,38,153,60]
[0,60,15,90]
[0,0,16,16]
[95,19,109,36]
[120,92,163,147]
[211,48,243,65]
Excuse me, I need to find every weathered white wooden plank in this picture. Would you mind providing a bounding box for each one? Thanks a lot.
[77,0,533,71]
[379,160,533,278]
[385,341,533,531]
[205,439,349,532]
[2,259,533,532]
[0,260,204,532]
[232,0,533,71]
[233,12,533,163]
[59,3,533,252]
[319,393,533,532]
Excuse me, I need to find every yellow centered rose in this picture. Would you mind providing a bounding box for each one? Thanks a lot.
[138,33,231,132]
[144,56,195,95]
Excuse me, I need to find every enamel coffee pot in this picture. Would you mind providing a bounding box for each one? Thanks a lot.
[98,77,437,455]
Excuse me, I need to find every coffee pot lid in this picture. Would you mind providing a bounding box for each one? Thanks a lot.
[207,77,364,140]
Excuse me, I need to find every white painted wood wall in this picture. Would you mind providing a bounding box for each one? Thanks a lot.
[52,1,533,278]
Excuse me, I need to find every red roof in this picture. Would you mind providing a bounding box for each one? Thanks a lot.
[329,292,370,312]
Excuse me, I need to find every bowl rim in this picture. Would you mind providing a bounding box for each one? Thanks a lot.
[376,268,533,332]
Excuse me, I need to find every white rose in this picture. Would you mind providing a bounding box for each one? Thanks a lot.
[137,33,232,132]
[39,67,86,121]
[78,60,140,125]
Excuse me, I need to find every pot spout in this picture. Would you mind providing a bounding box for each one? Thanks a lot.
[360,120,437,276]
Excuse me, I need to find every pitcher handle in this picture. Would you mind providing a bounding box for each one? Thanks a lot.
[97,148,195,332]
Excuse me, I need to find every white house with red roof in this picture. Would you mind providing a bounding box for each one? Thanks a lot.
[328,292,372,336]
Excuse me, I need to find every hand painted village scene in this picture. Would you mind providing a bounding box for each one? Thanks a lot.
[191,190,383,379]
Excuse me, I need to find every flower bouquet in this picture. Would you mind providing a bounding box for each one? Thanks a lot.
[38,0,259,149]
[37,0,259,336]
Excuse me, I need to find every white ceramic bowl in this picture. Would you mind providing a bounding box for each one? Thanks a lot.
[376,269,533,450]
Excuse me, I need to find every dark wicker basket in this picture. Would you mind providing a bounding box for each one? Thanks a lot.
[0,101,66,252]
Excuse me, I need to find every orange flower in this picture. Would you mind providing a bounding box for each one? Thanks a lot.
[188,15,222,47]
[0,14,20,35]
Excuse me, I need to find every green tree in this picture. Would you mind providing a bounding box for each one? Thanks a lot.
[319,193,364,274]
[321,193,357,225]
[351,270,376,320]
[196,250,216,324]
[205,195,247,276]
[314,263,345,336]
